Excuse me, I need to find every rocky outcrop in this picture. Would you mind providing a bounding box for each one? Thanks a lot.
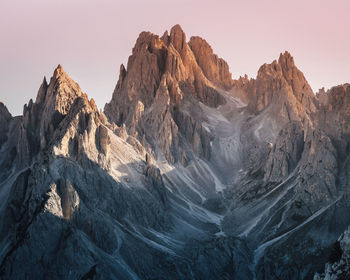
[277,51,316,111]
[314,226,350,280]
[325,84,350,113]
[317,84,350,158]
[316,87,328,106]
[0,102,12,148]
[183,236,252,280]
[189,36,233,90]
[295,129,338,213]
[264,121,304,183]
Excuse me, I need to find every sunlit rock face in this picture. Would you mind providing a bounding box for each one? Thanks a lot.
[188,36,233,90]
[244,51,316,115]
[0,24,350,280]
[104,24,228,164]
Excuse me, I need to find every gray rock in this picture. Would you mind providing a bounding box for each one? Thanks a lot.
[0,25,350,280]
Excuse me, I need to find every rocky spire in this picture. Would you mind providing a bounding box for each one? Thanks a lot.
[0,101,11,119]
[278,51,315,110]
[278,51,295,68]
[189,36,233,89]
[169,24,187,56]
[44,64,83,113]
[15,64,86,165]
[34,77,48,104]
[324,83,350,112]
[316,83,350,157]
[0,102,12,148]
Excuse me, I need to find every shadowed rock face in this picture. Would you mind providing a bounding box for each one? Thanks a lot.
[0,65,179,280]
[314,225,350,280]
[1,25,350,280]
[263,121,305,183]
[0,102,12,148]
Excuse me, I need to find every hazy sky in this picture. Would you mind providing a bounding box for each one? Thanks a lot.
[1,0,349,115]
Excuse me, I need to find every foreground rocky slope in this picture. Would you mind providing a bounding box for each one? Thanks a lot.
[0,25,349,279]
[314,225,350,280]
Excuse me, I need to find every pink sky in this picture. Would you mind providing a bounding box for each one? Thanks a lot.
[1,0,349,115]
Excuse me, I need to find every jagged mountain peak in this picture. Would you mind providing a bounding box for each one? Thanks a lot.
[51,64,80,88]
[257,51,296,78]
[54,63,64,75]
[106,24,232,108]
[33,64,82,111]
[244,50,317,116]
[255,51,295,75]
[0,101,12,148]
[169,24,186,52]
[50,64,76,87]
[42,65,82,111]
[18,65,86,159]
[121,24,233,96]
[132,31,165,55]
[160,29,169,44]
[323,83,350,112]
[0,101,11,117]
[170,23,184,34]
[104,24,231,163]
[188,36,233,89]
[316,83,350,108]
[34,76,49,104]
[278,50,295,68]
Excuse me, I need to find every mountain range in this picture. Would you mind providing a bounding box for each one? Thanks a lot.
[0,24,349,280]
